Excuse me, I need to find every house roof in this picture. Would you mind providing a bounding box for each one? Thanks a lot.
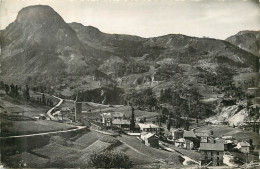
[195,132,209,137]
[112,119,130,125]
[200,143,224,151]
[184,130,196,138]
[143,133,156,139]
[138,123,159,130]
[238,141,250,147]
[176,138,185,143]
[101,113,112,118]
[221,136,233,140]
[225,140,233,144]
[113,112,124,118]
[172,128,184,133]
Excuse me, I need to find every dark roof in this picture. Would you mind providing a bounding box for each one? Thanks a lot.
[200,143,224,151]
[196,132,209,137]
[113,112,124,117]
[112,119,130,125]
[183,130,196,138]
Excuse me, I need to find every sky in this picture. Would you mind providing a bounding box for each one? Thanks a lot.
[0,0,259,40]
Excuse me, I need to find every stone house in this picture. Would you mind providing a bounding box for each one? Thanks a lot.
[200,142,224,166]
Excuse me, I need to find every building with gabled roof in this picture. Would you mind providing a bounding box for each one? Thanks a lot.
[172,128,184,140]
[138,123,160,133]
[196,132,209,143]
[101,112,113,127]
[200,143,224,166]
[113,112,125,120]
[112,119,130,130]
[140,132,159,147]
[184,130,196,138]
[235,141,250,153]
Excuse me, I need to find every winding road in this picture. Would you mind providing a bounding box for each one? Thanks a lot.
[0,93,86,139]
[46,95,63,120]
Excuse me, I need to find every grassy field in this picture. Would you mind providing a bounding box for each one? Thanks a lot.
[3,130,185,168]
[0,90,77,136]
[195,124,260,145]
[4,151,49,168]
[0,92,52,118]
[117,134,182,165]
[1,120,76,136]
[112,143,157,165]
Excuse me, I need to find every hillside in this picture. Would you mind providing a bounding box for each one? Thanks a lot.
[226,30,260,57]
[0,5,258,109]
[0,5,112,89]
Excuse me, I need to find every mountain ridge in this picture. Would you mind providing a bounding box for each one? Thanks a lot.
[0,5,258,102]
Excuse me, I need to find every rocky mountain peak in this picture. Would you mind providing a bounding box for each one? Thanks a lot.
[16,5,64,24]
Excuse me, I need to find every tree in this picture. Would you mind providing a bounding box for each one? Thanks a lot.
[10,84,15,97]
[42,94,46,104]
[4,84,9,95]
[89,151,131,168]
[23,85,30,101]
[166,116,171,131]
[130,106,135,131]
[15,85,19,97]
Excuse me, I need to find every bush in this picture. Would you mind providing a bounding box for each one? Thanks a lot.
[89,150,132,168]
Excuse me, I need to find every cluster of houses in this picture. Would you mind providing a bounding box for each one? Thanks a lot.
[93,111,253,167]
[170,129,252,166]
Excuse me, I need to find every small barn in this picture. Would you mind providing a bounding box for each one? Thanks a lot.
[141,132,159,147]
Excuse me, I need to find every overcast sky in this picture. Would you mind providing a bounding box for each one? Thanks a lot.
[0,0,259,39]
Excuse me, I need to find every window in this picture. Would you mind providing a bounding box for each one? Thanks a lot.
[217,162,219,166]
[217,157,219,160]
[205,156,208,160]
[217,152,219,155]
[211,152,213,156]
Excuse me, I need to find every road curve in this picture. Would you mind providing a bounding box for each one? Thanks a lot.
[46,95,63,120]
[0,93,85,139]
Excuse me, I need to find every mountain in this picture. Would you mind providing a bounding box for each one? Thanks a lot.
[0,5,258,104]
[0,5,114,90]
[226,30,260,57]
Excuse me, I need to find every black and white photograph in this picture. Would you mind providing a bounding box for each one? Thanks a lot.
[0,0,259,168]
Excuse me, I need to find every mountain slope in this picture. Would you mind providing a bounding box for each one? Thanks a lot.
[0,5,258,101]
[0,5,112,88]
[226,30,260,57]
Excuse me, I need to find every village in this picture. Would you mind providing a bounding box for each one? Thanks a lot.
[1,79,259,168]
[0,3,259,168]
[9,89,256,168]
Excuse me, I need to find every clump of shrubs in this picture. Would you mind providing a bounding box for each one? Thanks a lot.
[89,150,132,168]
